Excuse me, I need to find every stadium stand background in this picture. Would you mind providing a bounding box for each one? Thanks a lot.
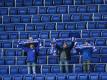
[0,0,107,80]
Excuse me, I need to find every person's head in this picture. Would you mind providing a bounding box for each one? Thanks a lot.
[29,44,34,48]
[62,41,68,48]
[29,37,33,41]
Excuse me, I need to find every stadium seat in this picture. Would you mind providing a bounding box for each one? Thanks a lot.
[5,57,15,65]
[5,0,14,7]
[78,74,88,80]
[37,56,47,64]
[32,15,41,23]
[57,6,68,14]
[41,15,51,22]
[0,25,4,31]
[0,58,4,65]
[94,13,102,21]
[26,24,35,31]
[39,31,49,39]
[24,75,33,80]
[18,8,27,15]
[23,0,33,6]
[102,14,107,21]
[9,32,18,39]
[51,15,61,22]
[87,5,98,12]
[76,22,86,29]
[3,75,12,80]
[69,6,77,13]
[90,30,101,37]
[3,16,10,24]
[47,6,57,14]
[101,47,107,54]
[67,74,77,80]
[48,56,58,64]
[0,0,4,7]
[21,16,31,23]
[96,22,107,29]
[89,73,99,80]
[36,24,44,31]
[57,23,65,30]
[70,56,79,64]
[72,14,81,21]
[0,66,8,74]
[33,0,44,6]
[0,8,8,15]
[11,16,21,23]
[99,5,107,12]
[5,24,15,31]
[101,56,107,63]
[5,49,15,56]
[95,64,105,72]
[2,41,12,48]
[39,48,47,56]
[75,0,82,5]
[0,32,8,40]
[45,23,55,30]
[29,32,39,39]
[59,31,70,38]
[51,31,59,39]
[39,7,47,14]
[57,74,66,80]
[65,23,76,30]
[19,66,28,74]
[95,39,106,46]
[75,64,83,73]
[17,57,26,65]
[34,74,45,80]
[88,22,96,29]
[28,7,37,15]
[63,14,71,22]
[51,65,60,73]
[20,32,28,39]
[54,0,63,5]
[81,14,92,21]
[9,8,17,15]
[10,66,19,74]
[77,6,87,13]
[42,65,50,73]
[63,0,73,5]
[91,57,100,63]
[100,73,107,80]
[13,75,23,80]
[15,24,25,31]
[94,0,104,4]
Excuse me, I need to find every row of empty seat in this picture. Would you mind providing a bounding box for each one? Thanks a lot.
[0,0,106,7]
[1,5,107,15]
[0,64,106,74]
[1,13,107,23]
[0,22,107,31]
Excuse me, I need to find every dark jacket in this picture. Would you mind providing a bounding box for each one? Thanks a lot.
[56,42,75,60]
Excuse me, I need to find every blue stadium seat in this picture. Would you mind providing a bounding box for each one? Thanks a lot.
[88,22,96,29]
[47,6,57,14]
[51,65,60,73]
[41,15,51,22]
[0,66,8,74]
[101,56,107,63]
[51,15,61,22]
[11,16,21,23]
[32,15,41,23]
[13,75,23,80]
[26,24,35,31]
[87,5,98,12]
[39,7,47,14]
[45,23,55,30]
[65,23,76,30]
[16,49,22,56]
[39,48,47,56]
[78,74,88,80]
[89,74,99,80]
[0,0,4,7]
[20,32,28,39]
[28,7,37,15]
[81,14,92,21]
[95,39,106,46]
[3,75,12,80]
[5,57,15,65]
[94,13,102,21]
[36,24,44,31]
[57,23,65,30]
[100,73,107,80]
[70,56,79,64]
[101,47,107,54]
[9,32,18,39]
[48,56,58,64]
[95,64,105,72]
[10,66,19,74]
[37,56,47,64]
[67,74,77,80]
[16,0,23,7]
[75,64,83,73]
[90,30,101,37]
[57,6,68,14]
[96,22,107,29]
[23,0,33,6]
[51,31,59,39]
[91,57,100,63]
[76,22,86,29]
[5,24,15,31]
[102,14,107,21]
[39,31,49,39]
[0,58,4,65]
[0,8,8,15]
[57,74,66,80]
[19,66,28,74]
[75,0,82,5]
[0,32,8,40]
[46,74,55,80]
[5,0,14,7]
[2,41,12,48]
[24,75,33,80]
[17,57,26,65]
[29,32,39,39]
[9,8,17,15]
[83,0,93,4]
[21,16,31,23]
[94,0,104,4]
[102,30,107,37]
[18,8,27,15]
[99,5,107,12]
[0,25,4,31]
[63,14,71,22]
[42,65,50,73]
[63,0,73,5]
[54,0,63,5]
[34,74,45,80]
[72,14,81,21]
[69,6,77,13]
[77,6,87,13]
[3,16,10,24]
[59,31,70,38]
[33,0,44,6]
[15,24,25,31]
[5,49,15,56]
[45,0,53,6]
